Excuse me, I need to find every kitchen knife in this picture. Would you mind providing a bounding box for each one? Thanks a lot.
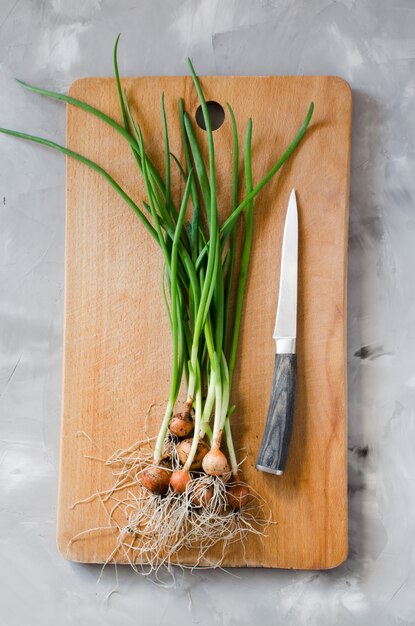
[256,189,298,475]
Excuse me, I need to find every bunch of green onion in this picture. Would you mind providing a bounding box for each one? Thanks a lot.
[0,36,313,514]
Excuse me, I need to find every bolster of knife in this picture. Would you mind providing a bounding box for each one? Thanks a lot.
[256,353,297,475]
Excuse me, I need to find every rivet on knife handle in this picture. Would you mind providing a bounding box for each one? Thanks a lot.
[256,353,296,474]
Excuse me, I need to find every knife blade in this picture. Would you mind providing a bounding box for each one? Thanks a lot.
[256,189,298,475]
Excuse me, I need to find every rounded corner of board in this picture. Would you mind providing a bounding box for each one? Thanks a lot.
[323,544,349,570]
[330,76,353,107]
[56,529,81,563]
[68,77,94,98]
[56,533,71,561]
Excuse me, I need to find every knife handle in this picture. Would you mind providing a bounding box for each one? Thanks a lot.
[256,353,297,475]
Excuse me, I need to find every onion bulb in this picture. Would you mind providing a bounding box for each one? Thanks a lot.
[170,469,191,493]
[177,438,209,470]
[202,445,230,476]
[191,483,214,507]
[140,467,170,495]
[169,411,194,438]
[227,479,250,510]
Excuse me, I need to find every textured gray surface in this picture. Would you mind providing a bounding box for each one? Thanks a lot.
[1,0,414,624]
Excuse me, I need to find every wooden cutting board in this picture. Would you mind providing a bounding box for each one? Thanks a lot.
[57,75,352,569]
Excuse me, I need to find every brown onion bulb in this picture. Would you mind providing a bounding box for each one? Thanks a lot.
[169,412,194,438]
[202,446,230,476]
[140,467,170,495]
[176,438,209,470]
[191,483,214,507]
[227,482,250,510]
[170,469,191,493]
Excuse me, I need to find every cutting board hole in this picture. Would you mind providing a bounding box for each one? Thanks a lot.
[195,101,225,131]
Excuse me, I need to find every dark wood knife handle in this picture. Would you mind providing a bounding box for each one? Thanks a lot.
[256,353,297,475]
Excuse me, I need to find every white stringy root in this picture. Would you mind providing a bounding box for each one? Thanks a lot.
[69,436,271,576]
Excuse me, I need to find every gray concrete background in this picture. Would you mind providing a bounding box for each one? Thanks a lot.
[1,0,415,624]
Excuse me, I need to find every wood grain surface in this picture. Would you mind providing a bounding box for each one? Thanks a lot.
[58,75,352,569]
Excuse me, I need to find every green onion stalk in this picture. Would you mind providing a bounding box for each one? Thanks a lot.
[0,36,314,500]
